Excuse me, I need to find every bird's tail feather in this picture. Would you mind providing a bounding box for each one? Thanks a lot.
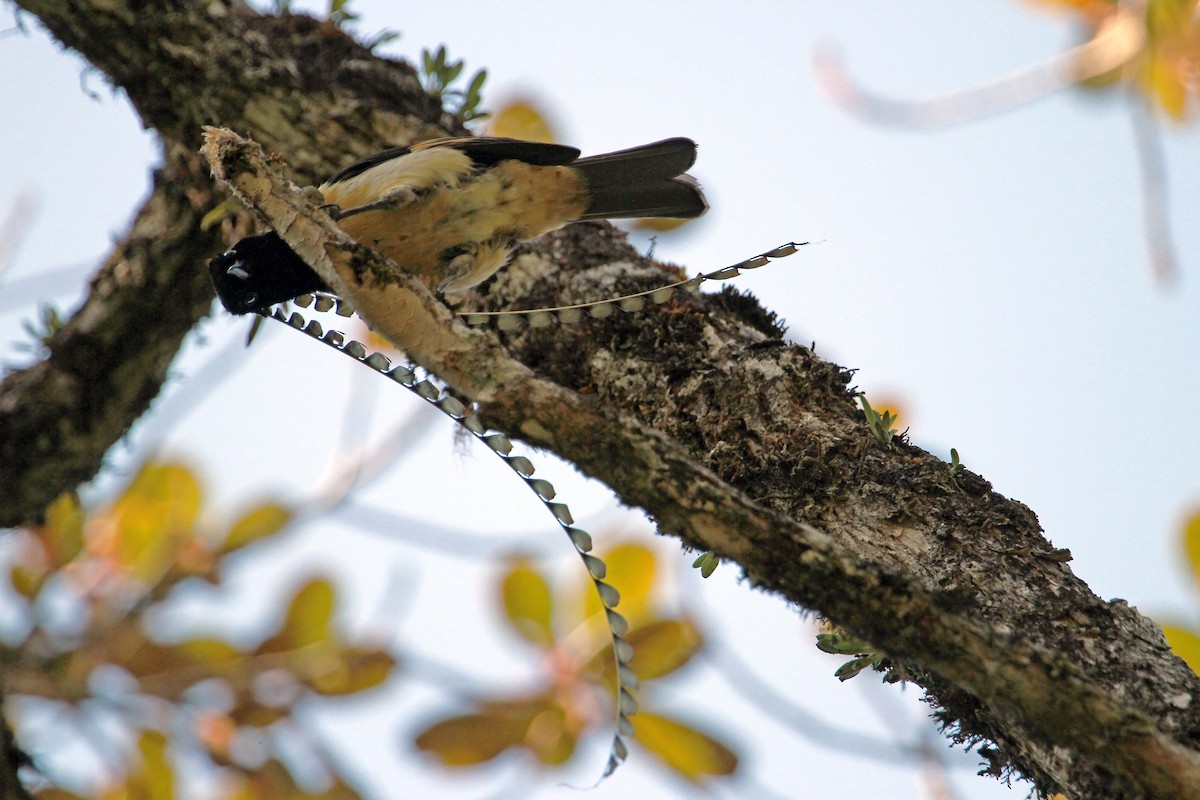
[574,138,707,220]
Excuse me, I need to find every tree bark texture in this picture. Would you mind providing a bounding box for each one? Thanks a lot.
[3,3,1199,798]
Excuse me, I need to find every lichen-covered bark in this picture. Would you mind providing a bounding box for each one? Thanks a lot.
[487,226,1200,796]
[206,131,1200,800]
[0,150,222,525]
[4,2,1200,799]
[0,2,452,526]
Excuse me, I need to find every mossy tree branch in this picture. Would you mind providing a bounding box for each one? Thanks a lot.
[1,3,1198,798]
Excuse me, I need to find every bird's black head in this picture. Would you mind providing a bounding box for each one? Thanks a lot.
[208,232,329,315]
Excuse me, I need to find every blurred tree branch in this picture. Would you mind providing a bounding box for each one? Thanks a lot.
[813,3,1192,284]
[3,2,1199,798]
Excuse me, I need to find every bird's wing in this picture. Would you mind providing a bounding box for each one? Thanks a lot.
[326,137,582,185]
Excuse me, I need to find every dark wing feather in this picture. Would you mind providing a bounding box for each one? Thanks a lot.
[572,138,698,185]
[325,145,413,185]
[412,137,582,166]
[326,137,582,185]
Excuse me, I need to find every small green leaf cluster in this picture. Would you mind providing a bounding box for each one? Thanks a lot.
[420,45,488,121]
[859,396,899,447]
[816,632,885,681]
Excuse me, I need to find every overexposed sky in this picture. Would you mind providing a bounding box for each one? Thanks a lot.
[2,2,1199,798]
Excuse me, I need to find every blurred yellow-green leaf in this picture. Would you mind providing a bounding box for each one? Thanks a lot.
[1162,623,1200,674]
[282,577,336,649]
[9,563,43,600]
[501,557,555,645]
[42,492,85,566]
[415,708,530,766]
[106,462,203,583]
[1182,508,1200,584]
[122,462,203,521]
[580,542,658,625]
[1029,0,1199,119]
[230,695,291,728]
[486,99,556,142]
[633,711,738,781]
[631,216,692,233]
[176,638,243,665]
[130,730,175,799]
[627,619,704,680]
[521,703,576,765]
[222,502,292,553]
[1146,49,1188,119]
[588,618,704,684]
[308,646,396,695]
[364,328,397,352]
[415,695,578,767]
[124,637,206,683]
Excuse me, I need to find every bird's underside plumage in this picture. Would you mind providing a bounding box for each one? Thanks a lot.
[209,136,707,314]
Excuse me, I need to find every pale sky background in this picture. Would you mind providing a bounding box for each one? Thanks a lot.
[2,2,1199,799]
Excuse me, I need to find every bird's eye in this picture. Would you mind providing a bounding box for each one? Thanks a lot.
[243,292,258,308]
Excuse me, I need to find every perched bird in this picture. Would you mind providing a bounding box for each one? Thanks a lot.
[209,136,707,315]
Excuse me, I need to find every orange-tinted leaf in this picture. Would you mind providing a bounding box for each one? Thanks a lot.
[501,558,554,645]
[415,710,529,766]
[1182,508,1200,585]
[580,542,658,624]
[194,712,237,760]
[282,577,336,648]
[1162,622,1200,674]
[868,395,904,425]
[364,328,397,352]
[486,99,556,143]
[633,711,738,782]
[42,493,85,566]
[222,502,291,553]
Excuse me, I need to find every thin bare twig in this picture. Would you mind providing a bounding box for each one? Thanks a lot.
[1127,94,1180,285]
[812,9,1143,130]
